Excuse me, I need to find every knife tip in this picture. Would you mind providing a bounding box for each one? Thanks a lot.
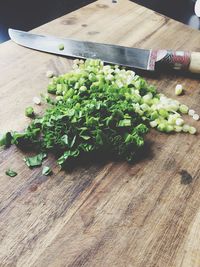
[8,28,14,39]
[8,28,22,44]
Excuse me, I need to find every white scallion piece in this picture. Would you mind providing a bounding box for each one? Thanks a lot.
[175,84,183,96]
[182,124,190,133]
[74,59,80,64]
[188,109,195,116]
[150,121,158,128]
[189,126,197,135]
[46,70,54,78]
[33,97,41,105]
[106,74,114,80]
[179,104,189,114]
[176,118,184,126]
[174,126,182,132]
[193,114,200,121]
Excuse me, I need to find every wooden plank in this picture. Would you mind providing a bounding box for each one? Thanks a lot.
[1,0,200,266]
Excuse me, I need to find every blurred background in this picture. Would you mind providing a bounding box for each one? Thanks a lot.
[0,0,199,44]
[0,0,94,43]
[133,0,199,29]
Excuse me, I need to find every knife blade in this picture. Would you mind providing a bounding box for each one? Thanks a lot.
[8,28,200,73]
[8,28,154,70]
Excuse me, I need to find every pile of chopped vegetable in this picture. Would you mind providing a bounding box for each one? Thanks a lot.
[0,59,198,168]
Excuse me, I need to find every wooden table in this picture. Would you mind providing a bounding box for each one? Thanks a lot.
[1,0,200,266]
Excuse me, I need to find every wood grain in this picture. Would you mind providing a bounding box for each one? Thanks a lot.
[1,0,200,266]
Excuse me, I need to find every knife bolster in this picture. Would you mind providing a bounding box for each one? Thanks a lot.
[189,52,200,73]
[155,50,191,71]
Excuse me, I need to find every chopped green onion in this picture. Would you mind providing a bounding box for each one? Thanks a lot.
[182,124,190,133]
[179,104,189,114]
[158,109,169,118]
[157,122,167,132]
[140,103,149,111]
[175,118,184,126]
[25,107,34,118]
[166,125,174,133]
[79,86,87,92]
[188,109,195,116]
[150,120,158,128]
[150,111,159,120]
[189,126,197,135]
[193,114,199,121]
[174,126,182,132]
[168,114,178,125]
[42,166,52,176]
[33,97,41,105]
[46,70,54,78]
[6,169,17,177]
[175,84,183,95]
[24,153,47,168]
[0,132,12,147]
[2,59,198,167]
[58,44,64,50]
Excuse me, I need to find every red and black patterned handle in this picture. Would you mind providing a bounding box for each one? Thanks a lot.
[151,50,200,73]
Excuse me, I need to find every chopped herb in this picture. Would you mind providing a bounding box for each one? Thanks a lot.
[189,126,196,134]
[58,44,64,51]
[33,97,41,105]
[25,106,34,118]
[1,59,198,167]
[42,166,52,176]
[24,153,47,168]
[193,114,199,121]
[188,109,195,116]
[6,169,17,177]
[46,70,54,78]
[0,132,12,147]
[175,84,183,96]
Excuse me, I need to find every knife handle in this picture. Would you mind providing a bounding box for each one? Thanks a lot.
[189,52,200,73]
[154,50,200,73]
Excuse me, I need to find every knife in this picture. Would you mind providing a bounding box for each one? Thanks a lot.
[8,28,200,73]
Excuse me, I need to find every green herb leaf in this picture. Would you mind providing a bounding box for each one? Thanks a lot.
[80,135,91,140]
[0,132,12,147]
[25,106,35,118]
[24,153,47,168]
[61,135,69,145]
[42,166,52,176]
[6,169,17,177]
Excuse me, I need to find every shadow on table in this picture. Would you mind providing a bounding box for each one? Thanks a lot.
[61,140,154,172]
